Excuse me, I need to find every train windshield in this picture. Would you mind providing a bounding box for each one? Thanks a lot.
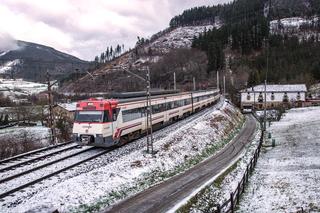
[75,111,110,123]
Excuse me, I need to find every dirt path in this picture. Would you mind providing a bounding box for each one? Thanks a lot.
[104,115,257,213]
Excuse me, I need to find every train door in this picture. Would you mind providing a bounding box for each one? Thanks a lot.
[110,108,120,138]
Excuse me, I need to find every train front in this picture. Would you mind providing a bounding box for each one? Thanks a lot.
[72,98,119,147]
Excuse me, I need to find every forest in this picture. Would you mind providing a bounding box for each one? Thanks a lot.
[170,0,320,87]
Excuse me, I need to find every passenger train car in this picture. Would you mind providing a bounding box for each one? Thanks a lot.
[72,89,220,147]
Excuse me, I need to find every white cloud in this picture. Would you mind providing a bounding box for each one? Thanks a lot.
[0,0,231,60]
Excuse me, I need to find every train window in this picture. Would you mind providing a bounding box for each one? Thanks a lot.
[152,104,160,114]
[122,108,142,122]
[174,101,179,107]
[103,111,110,122]
[184,99,191,105]
[112,108,120,121]
[167,101,174,110]
[159,103,166,112]
[75,111,104,123]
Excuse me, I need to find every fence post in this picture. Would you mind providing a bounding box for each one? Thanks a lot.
[216,204,221,213]
[242,172,246,193]
[230,192,234,213]
[246,165,249,182]
[250,158,253,172]
[255,150,258,165]
[237,182,241,204]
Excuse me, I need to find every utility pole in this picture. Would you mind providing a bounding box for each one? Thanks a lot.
[264,0,271,132]
[146,67,154,155]
[223,75,226,97]
[116,66,154,155]
[253,87,256,111]
[264,80,267,131]
[217,71,219,90]
[193,77,196,91]
[46,71,57,144]
[173,72,176,91]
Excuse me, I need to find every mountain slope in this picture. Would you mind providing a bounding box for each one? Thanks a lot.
[0,40,89,81]
[63,0,320,94]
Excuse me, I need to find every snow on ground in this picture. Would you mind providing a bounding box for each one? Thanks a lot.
[0,125,50,146]
[0,51,9,57]
[270,17,317,30]
[309,83,320,99]
[1,100,245,213]
[270,16,320,41]
[147,25,218,55]
[237,107,320,212]
[0,60,20,74]
[0,78,48,95]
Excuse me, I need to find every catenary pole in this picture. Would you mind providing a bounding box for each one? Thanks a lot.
[46,71,56,144]
[174,72,176,91]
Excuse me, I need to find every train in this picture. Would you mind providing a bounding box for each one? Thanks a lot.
[72,89,221,147]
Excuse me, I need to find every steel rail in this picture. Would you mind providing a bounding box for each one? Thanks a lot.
[0,148,113,200]
[0,147,96,184]
[0,144,80,173]
[0,140,74,165]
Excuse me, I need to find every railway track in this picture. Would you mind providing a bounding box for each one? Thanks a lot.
[0,146,114,200]
[0,99,225,209]
[0,140,74,165]
[0,144,80,173]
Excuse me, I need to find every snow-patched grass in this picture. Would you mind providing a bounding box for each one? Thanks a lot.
[2,101,245,213]
[237,107,320,213]
[177,124,261,213]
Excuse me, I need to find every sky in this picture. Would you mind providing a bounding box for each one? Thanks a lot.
[0,0,231,61]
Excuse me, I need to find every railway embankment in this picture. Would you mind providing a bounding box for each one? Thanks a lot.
[1,100,245,213]
[83,101,244,212]
[176,120,261,213]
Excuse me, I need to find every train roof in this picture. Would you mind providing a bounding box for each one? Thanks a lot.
[75,89,220,108]
[117,89,219,104]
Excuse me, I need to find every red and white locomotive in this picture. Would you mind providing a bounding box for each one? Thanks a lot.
[72,89,220,147]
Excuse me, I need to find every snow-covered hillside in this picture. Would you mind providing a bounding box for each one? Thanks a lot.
[270,17,320,41]
[0,60,21,74]
[81,24,219,83]
[147,25,217,54]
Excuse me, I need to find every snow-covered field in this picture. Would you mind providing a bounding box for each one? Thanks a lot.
[237,107,320,212]
[0,100,245,213]
[0,125,50,144]
[0,78,49,97]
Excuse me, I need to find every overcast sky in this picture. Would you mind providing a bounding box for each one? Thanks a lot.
[0,0,231,61]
